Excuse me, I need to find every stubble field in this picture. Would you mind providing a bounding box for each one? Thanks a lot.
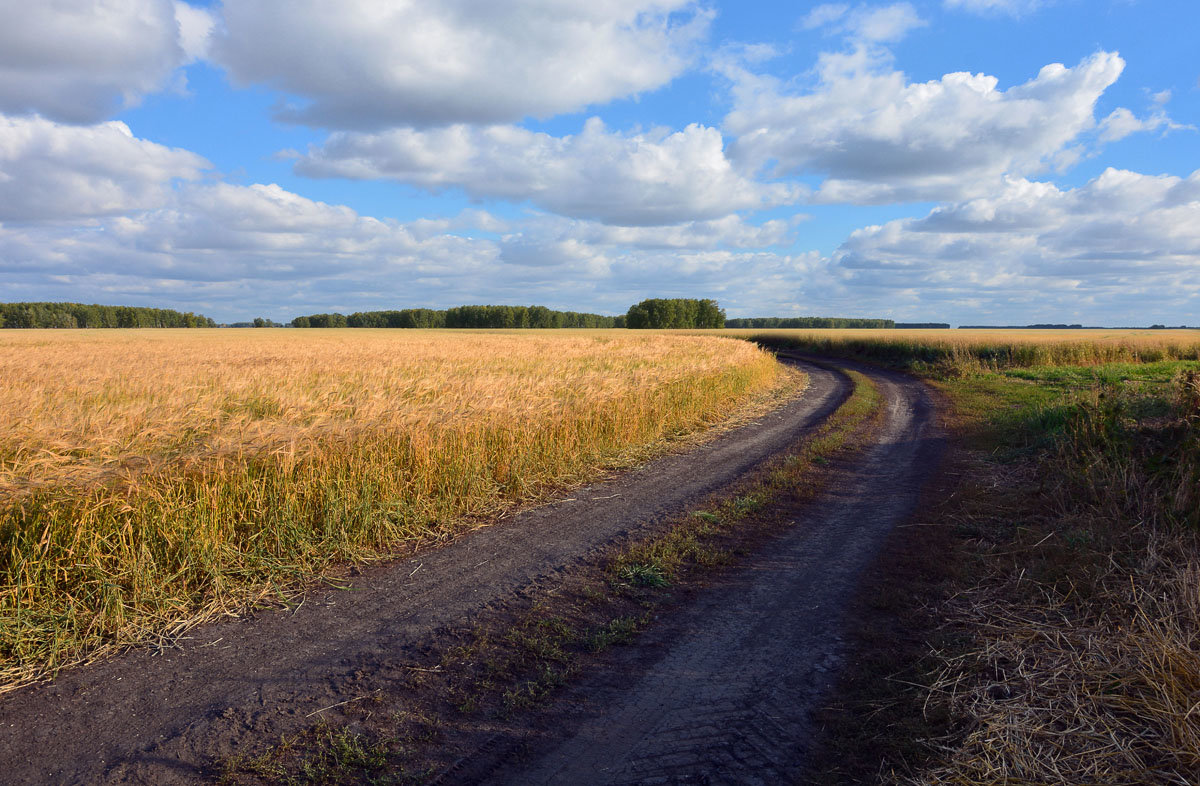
[0,328,778,689]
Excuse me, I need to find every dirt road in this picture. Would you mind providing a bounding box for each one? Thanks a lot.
[0,357,868,784]
[474,360,942,784]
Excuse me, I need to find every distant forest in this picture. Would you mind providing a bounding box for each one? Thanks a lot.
[292,305,621,329]
[725,316,894,329]
[294,300,729,329]
[0,302,215,329]
[1,300,919,332]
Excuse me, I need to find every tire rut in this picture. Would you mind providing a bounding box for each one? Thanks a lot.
[0,358,849,785]
[474,358,943,785]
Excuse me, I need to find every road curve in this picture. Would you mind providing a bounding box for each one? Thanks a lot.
[464,357,944,785]
[0,357,850,784]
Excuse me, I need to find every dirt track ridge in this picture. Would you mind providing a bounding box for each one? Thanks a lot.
[0,358,852,784]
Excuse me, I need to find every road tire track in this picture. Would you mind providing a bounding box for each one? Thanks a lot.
[478,358,943,785]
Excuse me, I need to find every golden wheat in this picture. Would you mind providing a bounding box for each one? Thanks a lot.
[712,327,1200,371]
[0,328,779,688]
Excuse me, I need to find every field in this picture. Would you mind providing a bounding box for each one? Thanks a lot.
[0,329,779,689]
[719,327,1200,371]
[7,325,1200,782]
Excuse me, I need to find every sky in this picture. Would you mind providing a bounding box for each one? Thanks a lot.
[0,0,1197,326]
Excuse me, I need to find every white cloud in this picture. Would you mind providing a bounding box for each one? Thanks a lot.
[501,213,798,258]
[943,0,1048,17]
[725,50,1126,203]
[0,0,207,123]
[1099,102,1191,143]
[0,180,505,301]
[803,3,925,43]
[212,0,711,129]
[802,4,850,29]
[295,118,798,226]
[830,168,1200,322]
[173,1,214,63]
[0,113,209,221]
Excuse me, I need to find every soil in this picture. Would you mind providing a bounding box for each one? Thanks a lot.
[0,356,905,785]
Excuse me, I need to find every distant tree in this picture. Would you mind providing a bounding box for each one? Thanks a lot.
[624,299,725,329]
[724,316,895,329]
[253,317,266,328]
[302,313,347,328]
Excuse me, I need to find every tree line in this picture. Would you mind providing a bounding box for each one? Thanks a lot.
[292,300,731,329]
[725,316,894,329]
[292,305,621,329]
[0,302,215,329]
[1,299,903,332]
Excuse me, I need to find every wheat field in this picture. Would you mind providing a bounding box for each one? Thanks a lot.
[716,328,1200,371]
[0,328,779,688]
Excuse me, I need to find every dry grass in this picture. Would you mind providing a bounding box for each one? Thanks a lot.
[921,539,1200,785]
[908,366,1200,785]
[0,328,779,690]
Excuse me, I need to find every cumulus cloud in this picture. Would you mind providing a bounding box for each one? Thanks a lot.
[295,118,798,226]
[212,0,710,129]
[0,113,209,221]
[0,179,507,317]
[725,50,1126,203]
[830,168,1200,322]
[0,0,209,123]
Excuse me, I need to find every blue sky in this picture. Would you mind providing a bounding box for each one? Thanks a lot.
[1,0,1197,325]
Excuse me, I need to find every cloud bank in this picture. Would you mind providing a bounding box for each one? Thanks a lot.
[725,50,1127,203]
[295,119,797,226]
[212,0,711,129]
